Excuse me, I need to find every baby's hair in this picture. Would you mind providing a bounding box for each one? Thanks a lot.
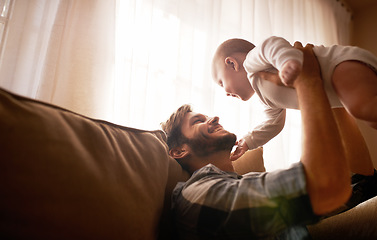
[215,38,255,58]
[212,38,255,79]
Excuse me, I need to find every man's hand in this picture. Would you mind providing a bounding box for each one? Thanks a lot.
[255,71,286,87]
[230,139,248,161]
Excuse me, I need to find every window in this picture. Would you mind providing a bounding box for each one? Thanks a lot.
[0,0,12,62]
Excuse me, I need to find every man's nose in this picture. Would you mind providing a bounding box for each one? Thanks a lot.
[208,116,219,125]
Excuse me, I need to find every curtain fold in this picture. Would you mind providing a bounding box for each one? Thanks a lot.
[0,0,115,118]
[49,0,115,119]
[0,0,351,170]
[0,0,60,97]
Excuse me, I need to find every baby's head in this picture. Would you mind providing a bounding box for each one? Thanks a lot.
[212,38,255,101]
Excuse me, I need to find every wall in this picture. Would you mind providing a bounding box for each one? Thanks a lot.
[348,2,377,168]
[350,3,377,54]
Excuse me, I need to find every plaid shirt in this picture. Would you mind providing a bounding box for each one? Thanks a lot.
[171,162,319,240]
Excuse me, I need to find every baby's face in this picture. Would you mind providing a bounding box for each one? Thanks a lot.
[215,65,254,101]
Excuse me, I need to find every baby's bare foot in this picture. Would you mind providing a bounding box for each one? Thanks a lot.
[279,60,302,86]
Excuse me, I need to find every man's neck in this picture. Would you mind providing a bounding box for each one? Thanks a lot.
[192,151,235,173]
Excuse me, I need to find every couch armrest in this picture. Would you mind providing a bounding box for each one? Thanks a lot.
[308,196,377,239]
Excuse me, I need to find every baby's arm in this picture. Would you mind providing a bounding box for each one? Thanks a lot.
[231,108,286,161]
[243,107,286,151]
[245,36,303,86]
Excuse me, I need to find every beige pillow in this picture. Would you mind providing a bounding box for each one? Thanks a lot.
[232,147,265,174]
[0,88,188,240]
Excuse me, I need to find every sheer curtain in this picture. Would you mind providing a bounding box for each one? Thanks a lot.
[0,0,115,118]
[0,0,351,171]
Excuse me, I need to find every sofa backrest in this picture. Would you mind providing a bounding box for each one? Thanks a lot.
[0,88,189,239]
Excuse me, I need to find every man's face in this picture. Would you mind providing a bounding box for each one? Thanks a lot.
[180,111,236,157]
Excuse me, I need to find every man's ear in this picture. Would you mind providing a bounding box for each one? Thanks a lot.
[169,144,190,160]
[224,56,240,71]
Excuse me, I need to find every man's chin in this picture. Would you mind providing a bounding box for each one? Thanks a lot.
[188,133,236,157]
[209,132,237,154]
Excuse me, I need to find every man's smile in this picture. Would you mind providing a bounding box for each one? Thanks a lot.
[208,124,224,133]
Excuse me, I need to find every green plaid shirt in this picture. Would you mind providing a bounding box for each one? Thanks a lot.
[172,162,319,240]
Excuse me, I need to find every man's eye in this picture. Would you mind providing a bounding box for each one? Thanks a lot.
[193,119,203,124]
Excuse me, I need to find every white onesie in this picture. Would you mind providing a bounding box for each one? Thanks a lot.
[243,36,377,150]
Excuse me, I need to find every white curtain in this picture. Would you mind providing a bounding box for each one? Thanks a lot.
[0,0,115,118]
[0,0,351,171]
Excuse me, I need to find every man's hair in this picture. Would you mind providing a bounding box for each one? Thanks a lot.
[212,38,255,79]
[161,104,192,150]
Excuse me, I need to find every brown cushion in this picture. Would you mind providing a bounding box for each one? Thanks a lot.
[0,88,188,240]
[232,147,265,174]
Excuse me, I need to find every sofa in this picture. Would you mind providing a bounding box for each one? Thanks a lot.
[0,87,376,239]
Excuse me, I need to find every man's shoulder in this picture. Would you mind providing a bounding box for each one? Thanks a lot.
[184,164,240,186]
[193,164,237,176]
[173,164,240,199]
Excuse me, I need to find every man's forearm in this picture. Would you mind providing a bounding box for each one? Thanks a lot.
[332,108,374,176]
[294,43,351,215]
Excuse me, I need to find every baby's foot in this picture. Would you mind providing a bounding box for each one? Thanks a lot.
[279,60,302,86]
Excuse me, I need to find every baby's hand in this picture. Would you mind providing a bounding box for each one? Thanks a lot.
[230,139,249,161]
[279,59,302,86]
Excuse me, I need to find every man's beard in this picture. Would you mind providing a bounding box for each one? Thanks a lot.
[187,132,237,157]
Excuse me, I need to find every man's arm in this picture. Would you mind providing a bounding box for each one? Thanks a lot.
[332,108,374,176]
[294,43,351,215]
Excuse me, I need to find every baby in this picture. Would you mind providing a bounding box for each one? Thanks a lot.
[212,36,377,160]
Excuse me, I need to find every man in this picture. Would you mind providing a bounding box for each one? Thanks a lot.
[161,43,352,239]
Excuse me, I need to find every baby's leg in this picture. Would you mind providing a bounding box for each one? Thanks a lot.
[332,60,377,129]
[279,59,302,86]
